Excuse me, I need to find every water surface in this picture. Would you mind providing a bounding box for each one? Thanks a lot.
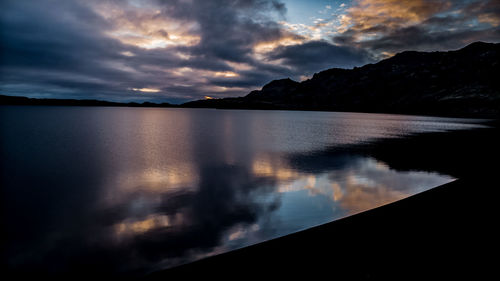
[0,106,486,276]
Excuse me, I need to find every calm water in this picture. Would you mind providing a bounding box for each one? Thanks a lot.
[0,106,486,276]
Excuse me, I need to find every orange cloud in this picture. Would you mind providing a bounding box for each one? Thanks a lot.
[92,1,200,49]
[253,34,306,55]
[341,0,451,38]
[478,13,500,26]
[214,71,239,78]
[131,87,161,93]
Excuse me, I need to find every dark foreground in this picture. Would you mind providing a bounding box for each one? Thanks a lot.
[147,120,500,280]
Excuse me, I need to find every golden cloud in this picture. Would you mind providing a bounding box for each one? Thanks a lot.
[346,0,451,30]
[339,0,452,43]
[214,71,239,78]
[92,1,200,49]
[478,13,500,27]
[131,87,161,92]
[253,35,306,55]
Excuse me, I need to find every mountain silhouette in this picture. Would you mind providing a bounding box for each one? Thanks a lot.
[184,42,500,117]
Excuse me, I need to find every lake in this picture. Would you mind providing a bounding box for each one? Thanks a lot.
[0,106,487,277]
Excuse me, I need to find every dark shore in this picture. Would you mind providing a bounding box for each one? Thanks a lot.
[147,120,500,280]
[0,94,177,108]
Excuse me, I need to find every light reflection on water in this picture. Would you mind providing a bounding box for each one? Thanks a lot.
[1,106,486,276]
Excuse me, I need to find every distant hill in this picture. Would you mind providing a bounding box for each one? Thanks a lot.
[0,95,175,108]
[184,42,500,117]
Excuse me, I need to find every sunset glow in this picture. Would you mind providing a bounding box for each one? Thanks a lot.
[131,88,161,93]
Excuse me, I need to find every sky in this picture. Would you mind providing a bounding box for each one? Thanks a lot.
[1,0,499,103]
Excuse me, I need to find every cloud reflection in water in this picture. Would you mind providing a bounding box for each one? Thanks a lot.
[3,107,479,277]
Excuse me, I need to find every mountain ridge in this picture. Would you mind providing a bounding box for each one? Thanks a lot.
[184,41,500,117]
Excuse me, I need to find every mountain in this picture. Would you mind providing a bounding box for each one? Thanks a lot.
[184,42,500,117]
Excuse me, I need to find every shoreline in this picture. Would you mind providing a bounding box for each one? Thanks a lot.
[147,178,495,279]
[2,95,498,119]
[147,121,500,279]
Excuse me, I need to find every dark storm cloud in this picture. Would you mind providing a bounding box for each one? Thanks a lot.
[151,0,315,89]
[0,0,146,100]
[268,40,372,75]
[174,1,285,60]
[1,0,311,102]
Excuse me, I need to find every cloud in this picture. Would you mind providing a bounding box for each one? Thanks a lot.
[0,0,158,100]
[464,0,500,26]
[333,0,500,56]
[1,0,499,102]
[345,0,452,30]
[268,40,372,74]
[2,0,291,102]
[0,0,374,102]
